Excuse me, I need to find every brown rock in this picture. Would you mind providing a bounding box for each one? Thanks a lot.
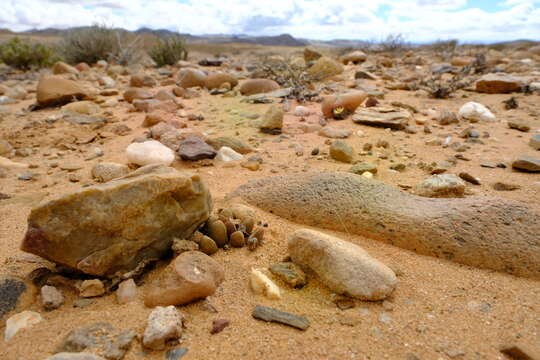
[340,51,367,65]
[239,79,280,96]
[177,68,207,88]
[123,88,153,103]
[144,251,224,307]
[205,73,238,90]
[37,76,89,107]
[476,73,525,94]
[206,136,253,154]
[21,165,212,277]
[52,61,80,75]
[308,57,344,79]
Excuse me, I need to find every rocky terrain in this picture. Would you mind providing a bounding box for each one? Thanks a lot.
[0,44,539,360]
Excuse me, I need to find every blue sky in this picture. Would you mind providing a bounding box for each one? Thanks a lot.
[1,0,539,42]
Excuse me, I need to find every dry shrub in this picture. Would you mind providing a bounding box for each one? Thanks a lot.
[149,36,188,66]
[0,37,57,70]
[59,25,143,65]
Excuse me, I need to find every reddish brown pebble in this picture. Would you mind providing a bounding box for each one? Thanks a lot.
[211,319,230,334]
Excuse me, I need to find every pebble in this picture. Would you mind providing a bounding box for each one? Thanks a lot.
[178,137,217,161]
[260,105,284,134]
[269,262,307,288]
[288,229,396,300]
[126,140,175,166]
[500,343,540,360]
[414,174,466,198]
[4,311,43,341]
[116,279,138,304]
[508,120,530,132]
[143,306,184,350]
[512,155,540,172]
[145,251,224,307]
[252,305,310,330]
[530,134,540,150]
[207,220,228,247]
[215,146,243,162]
[166,348,189,360]
[459,172,481,185]
[210,319,230,334]
[79,279,105,298]
[458,102,496,122]
[330,140,354,163]
[41,285,64,310]
[492,182,521,191]
[199,235,219,255]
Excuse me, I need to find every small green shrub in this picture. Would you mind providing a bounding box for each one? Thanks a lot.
[149,36,188,66]
[59,25,143,65]
[0,37,57,70]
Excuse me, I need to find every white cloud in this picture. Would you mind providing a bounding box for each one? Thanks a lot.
[0,0,538,42]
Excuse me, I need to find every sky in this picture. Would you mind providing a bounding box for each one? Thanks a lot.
[1,0,539,43]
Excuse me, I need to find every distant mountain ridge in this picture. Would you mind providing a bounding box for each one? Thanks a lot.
[5,27,538,48]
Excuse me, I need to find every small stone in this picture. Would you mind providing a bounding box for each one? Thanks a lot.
[57,322,136,360]
[389,163,406,172]
[414,174,466,198]
[349,163,378,175]
[166,348,189,360]
[126,140,175,166]
[199,235,219,255]
[307,57,344,79]
[4,311,42,341]
[294,106,310,117]
[0,139,13,155]
[252,305,310,330]
[508,120,530,132]
[215,146,243,162]
[241,160,260,171]
[239,79,280,96]
[210,319,230,334]
[334,297,355,310]
[352,107,410,130]
[319,127,351,139]
[73,299,93,308]
[269,262,307,288]
[79,279,105,298]
[437,111,459,125]
[458,102,495,122]
[492,182,521,191]
[91,162,129,182]
[250,269,281,299]
[144,251,224,307]
[41,285,64,310]
[116,279,138,304]
[512,155,540,172]
[229,231,245,248]
[330,140,354,163]
[207,220,228,247]
[260,105,283,134]
[178,138,216,161]
[143,306,184,350]
[530,134,540,150]
[500,343,540,360]
[459,172,481,185]
[289,229,396,300]
[476,73,524,94]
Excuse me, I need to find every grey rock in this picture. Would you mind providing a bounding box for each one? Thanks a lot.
[252,305,310,330]
[41,285,64,310]
[56,322,136,360]
[166,348,189,360]
[0,276,29,323]
[269,262,307,288]
[178,137,217,161]
[47,353,106,360]
[143,306,184,350]
[530,134,540,150]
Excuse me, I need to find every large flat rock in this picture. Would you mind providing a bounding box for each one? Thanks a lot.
[21,165,212,277]
[229,172,540,278]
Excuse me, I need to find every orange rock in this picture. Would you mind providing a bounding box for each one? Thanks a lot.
[205,72,238,90]
[123,88,153,103]
[321,91,367,119]
[144,251,224,307]
[239,79,280,96]
[176,68,207,88]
